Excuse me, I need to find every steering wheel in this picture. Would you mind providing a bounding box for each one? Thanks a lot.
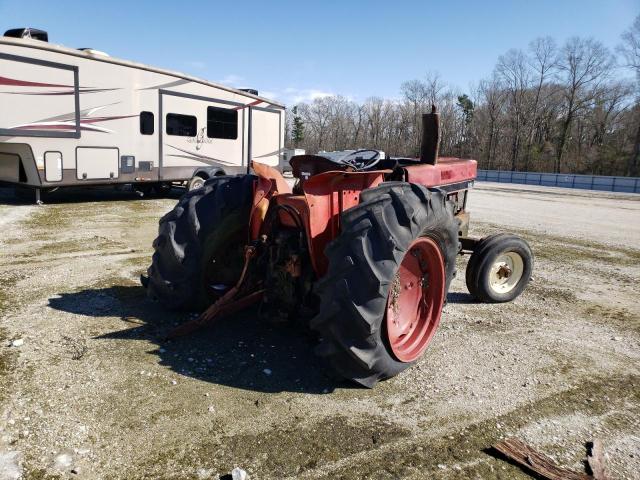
[341,149,382,170]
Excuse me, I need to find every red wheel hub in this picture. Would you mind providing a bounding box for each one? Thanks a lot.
[385,236,445,362]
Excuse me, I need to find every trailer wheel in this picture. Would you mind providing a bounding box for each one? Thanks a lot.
[143,175,256,311]
[465,234,533,303]
[310,183,458,387]
[187,175,206,192]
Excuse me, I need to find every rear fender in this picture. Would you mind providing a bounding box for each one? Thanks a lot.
[249,162,292,241]
[303,170,387,276]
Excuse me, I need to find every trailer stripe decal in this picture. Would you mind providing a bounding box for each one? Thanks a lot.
[0,75,72,88]
[8,115,138,133]
[165,144,236,166]
[233,100,263,110]
[138,79,190,90]
[2,88,120,95]
[253,147,285,159]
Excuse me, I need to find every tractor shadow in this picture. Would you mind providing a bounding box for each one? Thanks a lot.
[446,292,476,304]
[48,284,344,394]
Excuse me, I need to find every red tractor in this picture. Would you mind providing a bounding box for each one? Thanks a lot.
[142,109,533,387]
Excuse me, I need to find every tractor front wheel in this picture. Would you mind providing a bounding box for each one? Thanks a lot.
[311,183,458,387]
[465,234,533,303]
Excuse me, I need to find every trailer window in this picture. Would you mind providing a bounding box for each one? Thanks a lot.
[166,113,197,136]
[207,106,238,139]
[140,111,154,135]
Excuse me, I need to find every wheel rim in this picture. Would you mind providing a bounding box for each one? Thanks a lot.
[386,237,445,363]
[488,252,524,294]
[190,178,205,190]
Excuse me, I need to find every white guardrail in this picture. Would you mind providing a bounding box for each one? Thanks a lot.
[477,170,640,194]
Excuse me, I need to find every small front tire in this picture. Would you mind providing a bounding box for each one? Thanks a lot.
[465,234,533,303]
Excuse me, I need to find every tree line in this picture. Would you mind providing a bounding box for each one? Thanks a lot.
[286,16,640,176]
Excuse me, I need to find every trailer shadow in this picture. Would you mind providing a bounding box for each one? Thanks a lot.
[0,185,183,205]
[48,284,344,394]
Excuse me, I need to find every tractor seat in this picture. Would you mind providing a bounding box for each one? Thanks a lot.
[289,155,352,184]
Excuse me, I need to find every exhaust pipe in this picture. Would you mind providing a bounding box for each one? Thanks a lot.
[420,105,440,165]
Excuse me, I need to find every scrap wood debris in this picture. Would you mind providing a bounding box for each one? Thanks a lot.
[491,437,608,480]
[586,440,607,480]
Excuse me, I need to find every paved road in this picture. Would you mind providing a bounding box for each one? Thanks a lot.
[470,182,640,247]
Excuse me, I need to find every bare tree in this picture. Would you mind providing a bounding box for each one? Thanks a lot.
[555,37,614,173]
[496,49,532,170]
[524,37,558,170]
[290,31,636,177]
[618,15,640,175]
[401,79,426,155]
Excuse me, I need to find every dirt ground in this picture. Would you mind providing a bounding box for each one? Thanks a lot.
[0,182,638,480]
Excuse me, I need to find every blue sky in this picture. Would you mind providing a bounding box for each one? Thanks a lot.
[1,0,637,106]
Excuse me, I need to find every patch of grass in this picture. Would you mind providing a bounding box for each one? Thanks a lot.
[118,254,152,274]
[23,469,62,480]
[134,414,411,479]
[0,328,17,404]
[0,271,24,318]
[23,205,71,230]
[583,304,640,334]
[127,373,640,479]
[527,282,579,304]
[34,238,122,256]
[0,329,10,377]
[327,373,640,479]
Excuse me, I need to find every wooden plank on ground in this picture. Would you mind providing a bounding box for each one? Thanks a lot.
[587,439,608,480]
[492,437,591,480]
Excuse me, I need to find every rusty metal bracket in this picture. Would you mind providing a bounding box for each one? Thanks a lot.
[459,236,479,254]
[165,246,261,340]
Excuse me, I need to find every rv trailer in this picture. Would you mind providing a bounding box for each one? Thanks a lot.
[0,28,285,200]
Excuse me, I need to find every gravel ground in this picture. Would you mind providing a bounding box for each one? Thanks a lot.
[0,182,638,480]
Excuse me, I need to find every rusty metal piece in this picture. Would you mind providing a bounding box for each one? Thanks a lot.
[459,236,479,254]
[251,161,292,196]
[165,246,258,339]
[496,264,513,279]
[456,210,470,237]
[283,254,301,278]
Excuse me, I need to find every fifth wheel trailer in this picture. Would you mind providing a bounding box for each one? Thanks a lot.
[0,28,285,199]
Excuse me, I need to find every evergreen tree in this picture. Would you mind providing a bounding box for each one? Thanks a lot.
[292,106,305,148]
[457,94,474,126]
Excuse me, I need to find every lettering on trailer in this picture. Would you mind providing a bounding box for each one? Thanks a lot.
[186,127,213,150]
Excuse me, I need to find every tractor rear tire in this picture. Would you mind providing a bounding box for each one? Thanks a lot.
[143,174,256,311]
[310,183,459,387]
[465,234,533,303]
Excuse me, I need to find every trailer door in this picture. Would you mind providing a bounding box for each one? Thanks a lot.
[250,107,282,167]
[159,92,245,179]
